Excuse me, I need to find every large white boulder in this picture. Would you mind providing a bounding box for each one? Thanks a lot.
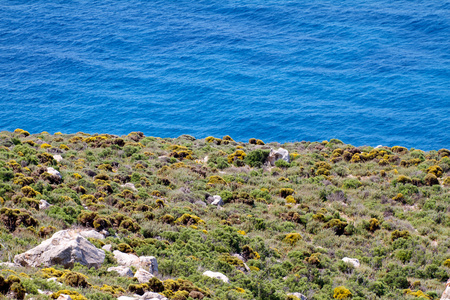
[14,230,105,268]
[107,266,134,277]
[135,268,154,283]
[342,257,360,268]
[203,271,229,283]
[267,148,290,166]
[79,230,105,240]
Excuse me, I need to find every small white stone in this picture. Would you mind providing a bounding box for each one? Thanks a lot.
[53,155,63,162]
[342,257,360,268]
[47,167,61,178]
[203,271,229,283]
[134,268,154,283]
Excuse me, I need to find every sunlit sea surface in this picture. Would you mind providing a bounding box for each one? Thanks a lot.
[1,0,449,150]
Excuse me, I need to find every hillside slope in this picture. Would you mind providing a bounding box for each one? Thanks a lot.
[0,130,449,300]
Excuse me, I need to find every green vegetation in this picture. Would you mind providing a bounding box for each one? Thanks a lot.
[0,131,449,299]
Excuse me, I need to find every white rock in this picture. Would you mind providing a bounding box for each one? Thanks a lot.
[37,289,53,295]
[0,262,17,268]
[141,291,168,300]
[203,271,229,283]
[211,195,224,206]
[108,266,134,277]
[102,244,112,252]
[79,230,105,240]
[113,250,140,268]
[441,280,450,300]
[287,292,307,300]
[47,167,62,178]
[243,263,250,272]
[53,155,63,162]
[121,182,137,191]
[14,230,105,268]
[140,256,158,274]
[267,148,290,166]
[57,295,72,300]
[117,297,138,300]
[47,277,62,285]
[39,199,52,210]
[342,257,360,268]
[135,268,154,283]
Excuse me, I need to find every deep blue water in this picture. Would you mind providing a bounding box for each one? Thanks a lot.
[0,0,449,150]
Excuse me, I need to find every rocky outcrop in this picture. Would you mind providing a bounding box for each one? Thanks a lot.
[134,268,154,283]
[267,148,290,166]
[342,257,360,268]
[107,266,134,277]
[203,271,229,283]
[14,230,105,268]
[39,199,52,210]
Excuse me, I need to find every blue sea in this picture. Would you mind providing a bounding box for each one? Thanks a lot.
[0,0,449,150]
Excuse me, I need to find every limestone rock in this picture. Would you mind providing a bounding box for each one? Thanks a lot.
[102,244,112,252]
[37,289,53,295]
[342,257,360,268]
[39,199,52,210]
[140,256,158,274]
[135,268,154,283]
[47,167,62,178]
[141,291,168,300]
[0,262,17,268]
[117,297,138,300]
[194,200,206,207]
[441,280,450,300]
[107,266,134,277]
[203,271,229,283]
[287,292,307,300]
[121,182,137,191]
[113,250,140,268]
[267,148,290,166]
[14,230,105,268]
[53,155,63,162]
[79,230,105,240]
[211,195,223,206]
[113,251,158,273]
[57,295,72,300]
